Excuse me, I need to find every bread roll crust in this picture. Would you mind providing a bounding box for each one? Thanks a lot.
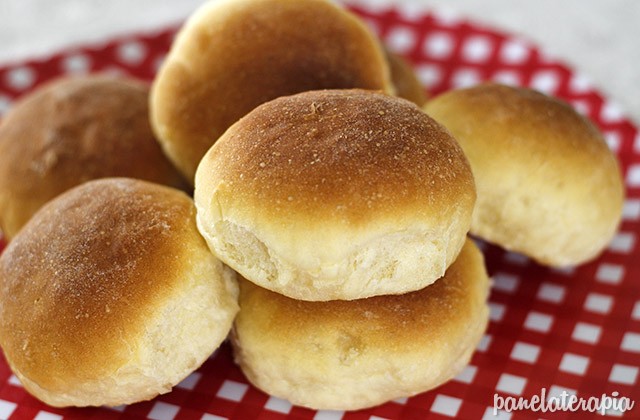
[0,178,238,407]
[195,89,475,300]
[0,76,186,240]
[424,83,624,266]
[151,0,393,182]
[386,49,428,106]
[232,239,489,410]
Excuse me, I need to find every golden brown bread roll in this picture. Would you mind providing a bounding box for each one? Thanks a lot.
[195,89,475,301]
[424,83,624,266]
[0,178,238,407]
[232,239,490,410]
[386,49,428,106]
[151,0,393,183]
[0,75,186,240]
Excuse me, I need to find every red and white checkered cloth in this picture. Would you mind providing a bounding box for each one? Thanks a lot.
[0,2,639,419]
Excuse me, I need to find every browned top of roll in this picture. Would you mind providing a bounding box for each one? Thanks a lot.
[197,89,474,230]
[0,178,198,390]
[0,75,186,239]
[151,0,393,182]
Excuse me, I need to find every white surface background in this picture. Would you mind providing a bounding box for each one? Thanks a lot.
[0,0,639,122]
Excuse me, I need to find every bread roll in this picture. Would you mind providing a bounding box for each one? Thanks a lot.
[195,89,475,301]
[151,0,393,183]
[0,178,238,407]
[232,239,489,410]
[386,49,427,106]
[424,83,624,266]
[0,75,186,240]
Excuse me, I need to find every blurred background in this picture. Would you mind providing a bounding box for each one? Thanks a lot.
[0,0,638,122]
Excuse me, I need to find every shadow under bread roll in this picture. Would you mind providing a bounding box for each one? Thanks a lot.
[231,239,489,411]
[0,75,187,241]
[0,178,238,407]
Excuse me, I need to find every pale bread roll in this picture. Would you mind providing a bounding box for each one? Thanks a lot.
[232,239,490,410]
[0,178,238,407]
[424,83,624,266]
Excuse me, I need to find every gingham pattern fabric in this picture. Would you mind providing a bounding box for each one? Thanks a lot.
[0,2,639,419]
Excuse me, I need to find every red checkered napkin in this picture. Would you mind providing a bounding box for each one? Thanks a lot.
[0,2,638,419]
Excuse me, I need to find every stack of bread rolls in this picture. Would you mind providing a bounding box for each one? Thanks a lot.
[193,88,489,409]
[0,0,624,412]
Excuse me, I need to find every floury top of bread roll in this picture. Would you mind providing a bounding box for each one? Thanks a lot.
[0,75,187,240]
[232,239,490,410]
[424,83,624,267]
[0,178,239,407]
[151,0,393,183]
[195,89,476,301]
